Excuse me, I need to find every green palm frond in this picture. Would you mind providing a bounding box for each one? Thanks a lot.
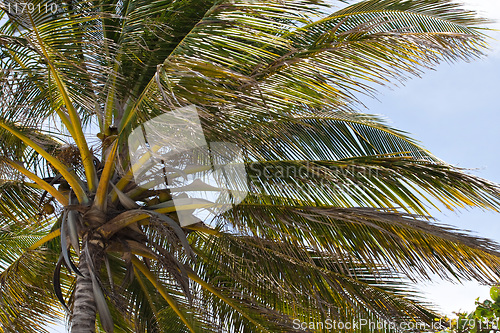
[0,179,44,221]
[0,120,63,176]
[0,189,65,332]
[0,248,63,332]
[120,0,487,132]
[235,111,437,161]
[246,157,500,214]
[220,201,500,282]
[0,9,102,128]
[191,231,437,332]
[112,0,217,93]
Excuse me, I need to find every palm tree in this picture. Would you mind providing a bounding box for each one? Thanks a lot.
[1,0,500,331]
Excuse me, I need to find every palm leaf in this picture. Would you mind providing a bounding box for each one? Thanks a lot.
[120,0,487,133]
[246,157,500,215]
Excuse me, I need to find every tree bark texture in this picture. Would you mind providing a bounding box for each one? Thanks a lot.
[71,243,97,333]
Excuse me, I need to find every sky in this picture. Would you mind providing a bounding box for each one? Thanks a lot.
[37,0,500,331]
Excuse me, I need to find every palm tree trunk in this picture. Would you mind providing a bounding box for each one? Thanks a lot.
[71,243,97,333]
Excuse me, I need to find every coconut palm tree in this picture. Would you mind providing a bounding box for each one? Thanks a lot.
[1,0,500,332]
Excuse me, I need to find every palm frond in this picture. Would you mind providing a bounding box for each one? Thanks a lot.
[0,178,44,223]
[120,0,488,133]
[246,157,500,215]
[233,111,438,161]
[0,248,64,332]
[190,231,438,331]
[221,201,500,281]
